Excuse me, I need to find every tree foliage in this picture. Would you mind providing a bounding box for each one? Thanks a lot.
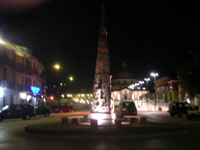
[177,50,200,98]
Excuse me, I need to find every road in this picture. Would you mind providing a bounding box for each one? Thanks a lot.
[0,111,200,150]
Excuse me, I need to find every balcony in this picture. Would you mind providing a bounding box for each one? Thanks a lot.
[0,56,42,77]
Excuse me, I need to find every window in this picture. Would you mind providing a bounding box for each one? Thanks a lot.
[26,59,32,68]
[124,95,127,100]
[33,63,35,70]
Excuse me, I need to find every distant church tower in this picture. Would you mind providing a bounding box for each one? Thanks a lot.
[92,4,111,113]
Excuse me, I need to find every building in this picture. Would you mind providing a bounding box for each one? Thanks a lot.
[154,76,169,101]
[168,80,179,92]
[112,62,138,91]
[112,88,148,106]
[0,41,45,109]
[111,62,148,109]
[154,76,169,92]
[154,77,187,102]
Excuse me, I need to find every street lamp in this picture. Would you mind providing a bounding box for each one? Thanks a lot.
[56,75,74,99]
[150,72,159,111]
[144,78,150,89]
[139,81,144,85]
[144,78,150,110]
[53,63,61,71]
[139,81,144,89]
[69,76,74,82]
[0,38,6,45]
[150,72,159,80]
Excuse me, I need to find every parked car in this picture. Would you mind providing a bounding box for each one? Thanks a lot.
[115,100,137,118]
[55,105,74,113]
[34,106,50,117]
[168,102,190,117]
[0,104,35,122]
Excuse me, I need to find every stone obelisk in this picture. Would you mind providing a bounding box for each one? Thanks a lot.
[92,4,111,113]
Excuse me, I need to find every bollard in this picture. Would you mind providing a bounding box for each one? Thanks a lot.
[130,118,138,125]
[90,119,98,128]
[115,119,121,126]
[71,118,79,125]
[61,117,69,125]
[140,117,147,124]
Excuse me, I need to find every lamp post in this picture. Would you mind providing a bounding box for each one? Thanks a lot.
[150,72,159,111]
[56,75,74,100]
[144,78,150,110]
[139,81,144,89]
[144,78,150,89]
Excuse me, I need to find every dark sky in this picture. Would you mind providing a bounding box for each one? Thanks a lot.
[0,0,199,94]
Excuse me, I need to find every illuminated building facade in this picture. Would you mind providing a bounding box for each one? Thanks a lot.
[112,88,148,106]
[111,62,148,108]
[0,42,45,109]
[59,93,93,105]
[112,62,138,91]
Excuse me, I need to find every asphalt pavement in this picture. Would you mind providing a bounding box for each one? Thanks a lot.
[0,111,200,150]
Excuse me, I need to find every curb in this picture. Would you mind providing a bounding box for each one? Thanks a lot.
[25,123,187,139]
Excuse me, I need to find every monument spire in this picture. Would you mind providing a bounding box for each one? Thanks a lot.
[92,3,111,113]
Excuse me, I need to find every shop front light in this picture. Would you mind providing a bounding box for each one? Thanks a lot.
[26,95,32,101]
[20,92,27,99]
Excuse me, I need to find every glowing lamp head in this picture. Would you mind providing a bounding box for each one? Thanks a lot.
[150,72,159,78]
[50,96,54,100]
[26,95,32,101]
[20,93,27,99]
[0,38,6,45]
[144,78,150,82]
[31,86,40,95]
[69,76,74,82]
[53,64,61,70]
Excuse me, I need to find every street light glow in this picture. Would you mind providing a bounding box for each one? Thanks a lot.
[150,72,159,78]
[139,81,144,84]
[20,92,27,99]
[0,38,6,45]
[69,76,74,81]
[53,64,61,70]
[144,78,150,82]
[50,96,54,100]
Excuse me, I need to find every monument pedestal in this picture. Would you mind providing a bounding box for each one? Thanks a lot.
[88,113,115,126]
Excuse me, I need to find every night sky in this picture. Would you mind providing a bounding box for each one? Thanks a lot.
[0,0,199,94]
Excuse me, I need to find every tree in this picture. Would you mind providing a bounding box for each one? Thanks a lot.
[172,91,179,101]
[177,50,200,99]
[180,90,185,101]
[168,92,173,101]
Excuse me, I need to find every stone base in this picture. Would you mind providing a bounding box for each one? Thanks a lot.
[88,113,115,126]
[88,113,112,120]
